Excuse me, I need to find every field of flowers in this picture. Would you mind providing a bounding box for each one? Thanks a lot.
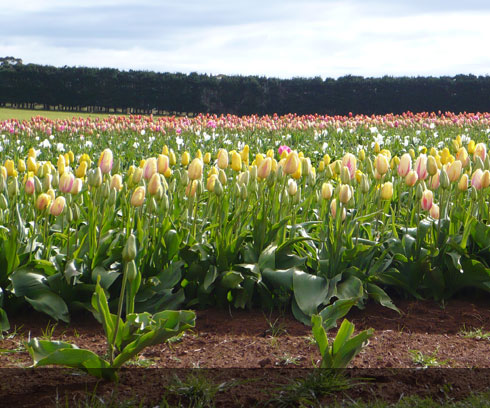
[0,111,490,382]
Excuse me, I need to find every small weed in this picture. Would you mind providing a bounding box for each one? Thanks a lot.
[409,348,449,368]
[276,353,301,366]
[40,321,58,340]
[459,325,490,341]
[127,356,155,367]
[265,369,354,407]
[73,328,81,339]
[264,313,287,338]
[304,334,317,345]
[4,324,25,340]
[164,372,239,408]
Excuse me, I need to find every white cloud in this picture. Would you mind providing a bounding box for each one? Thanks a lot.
[1,1,489,78]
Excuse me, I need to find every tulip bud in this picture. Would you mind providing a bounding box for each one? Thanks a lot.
[340,166,351,184]
[59,172,75,193]
[101,181,110,199]
[214,179,223,196]
[110,174,123,191]
[474,143,486,162]
[439,168,450,189]
[25,177,35,195]
[36,164,44,179]
[325,165,334,179]
[415,154,428,180]
[70,178,83,195]
[35,193,51,211]
[180,170,189,187]
[42,174,52,192]
[50,196,66,216]
[447,160,462,183]
[374,154,389,176]
[203,152,211,164]
[421,189,433,211]
[122,234,137,262]
[231,151,242,172]
[148,173,162,196]
[287,179,298,196]
[380,182,393,200]
[126,260,138,282]
[471,169,483,190]
[240,183,248,200]
[108,188,117,205]
[481,170,490,189]
[427,156,438,176]
[169,150,177,166]
[474,156,484,171]
[0,194,8,210]
[5,159,16,177]
[97,148,113,175]
[218,169,227,186]
[131,186,146,207]
[416,182,425,199]
[18,159,26,173]
[185,180,198,198]
[257,157,272,180]
[458,173,469,191]
[217,149,228,169]
[157,154,169,175]
[34,176,42,193]
[430,203,439,219]
[358,149,365,161]
[188,158,203,180]
[7,178,18,199]
[284,151,300,175]
[143,157,157,180]
[339,184,352,204]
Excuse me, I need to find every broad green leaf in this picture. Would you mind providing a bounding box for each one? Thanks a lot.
[367,283,400,313]
[336,276,363,300]
[293,270,328,316]
[319,298,358,331]
[332,319,355,355]
[220,271,244,289]
[311,314,328,356]
[92,266,120,290]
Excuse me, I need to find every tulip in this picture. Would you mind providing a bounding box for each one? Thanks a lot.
[203,152,211,164]
[148,173,162,196]
[255,153,265,167]
[323,154,331,166]
[98,148,113,174]
[405,170,418,187]
[206,174,218,192]
[218,169,227,185]
[474,143,486,162]
[471,169,483,190]
[430,170,440,190]
[415,154,428,180]
[75,161,88,178]
[185,180,198,197]
[427,156,438,176]
[25,177,35,195]
[131,186,146,207]
[50,196,66,216]
[278,145,291,157]
[17,159,26,173]
[380,182,393,200]
[157,154,169,174]
[358,149,366,161]
[257,157,272,180]
[458,174,469,191]
[421,189,433,211]
[110,174,123,191]
[397,153,411,177]
[321,182,333,200]
[142,157,156,180]
[35,193,51,211]
[339,184,352,204]
[447,160,462,183]
[240,145,249,165]
[188,158,203,180]
[5,160,15,177]
[292,159,302,180]
[456,147,469,168]
[430,203,439,219]
[467,140,476,154]
[374,154,389,176]
[181,151,190,166]
[341,153,356,179]
[59,172,75,193]
[318,161,325,172]
[46,188,55,202]
[360,174,370,193]
[330,198,346,220]
[231,151,242,171]
[27,156,37,173]
[481,170,490,189]
[217,149,228,169]
[70,178,83,195]
[283,151,300,175]
[169,150,176,165]
[287,179,298,196]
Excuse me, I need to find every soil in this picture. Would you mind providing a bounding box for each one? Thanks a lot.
[1,298,489,407]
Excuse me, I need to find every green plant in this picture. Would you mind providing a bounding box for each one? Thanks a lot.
[265,369,354,408]
[26,235,195,381]
[264,312,288,338]
[276,353,301,366]
[311,315,374,369]
[459,325,490,341]
[40,321,58,340]
[409,348,449,368]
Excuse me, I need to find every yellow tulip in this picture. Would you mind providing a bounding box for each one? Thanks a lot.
[18,159,26,173]
[188,158,203,180]
[380,182,393,200]
[284,151,300,175]
[181,151,190,166]
[231,151,242,172]
[217,149,228,169]
[131,186,146,207]
[203,152,211,164]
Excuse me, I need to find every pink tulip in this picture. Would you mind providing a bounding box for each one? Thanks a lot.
[415,154,428,181]
[421,189,433,211]
[471,169,483,190]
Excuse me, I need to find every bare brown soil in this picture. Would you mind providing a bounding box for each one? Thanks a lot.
[1,298,489,407]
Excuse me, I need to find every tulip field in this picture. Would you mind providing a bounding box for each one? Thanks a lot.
[1,111,490,405]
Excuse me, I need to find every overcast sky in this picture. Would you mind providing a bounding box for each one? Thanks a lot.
[1,0,489,79]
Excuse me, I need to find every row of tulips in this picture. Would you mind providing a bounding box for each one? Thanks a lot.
[0,114,489,331]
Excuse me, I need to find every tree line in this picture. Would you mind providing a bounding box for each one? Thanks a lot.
[1,62,489,115]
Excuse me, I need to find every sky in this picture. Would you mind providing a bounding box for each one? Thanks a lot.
[1,0,489,79]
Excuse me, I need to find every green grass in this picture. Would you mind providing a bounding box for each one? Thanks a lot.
[0,107,123,121]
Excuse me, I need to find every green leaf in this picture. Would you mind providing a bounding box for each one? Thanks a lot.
[311,314,328,357]
[220,271,244,289]
[367,283,400,313]
[164,229,181,260]
[293,270,328,316]
[26,338,115,380]
[332,319,355,355]
[9,269,70,323]
[336,276,363,300]
[91,278,116,343]
[319,298,358,331]
[262,267,295,291]
[91,266,120,290]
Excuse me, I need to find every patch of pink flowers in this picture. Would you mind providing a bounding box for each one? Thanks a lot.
[278,145,291,156]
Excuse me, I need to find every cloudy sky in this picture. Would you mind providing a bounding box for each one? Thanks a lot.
[1,0,489,79]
